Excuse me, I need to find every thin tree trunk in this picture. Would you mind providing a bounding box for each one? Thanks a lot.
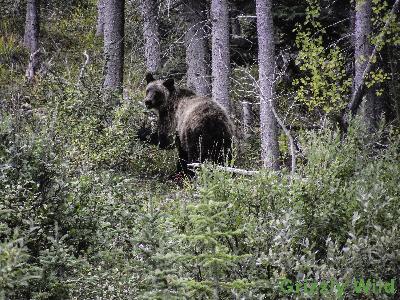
[347,0,399,116]
[96,0,105,37]
[141,0,161,73]
[388,47,400,123]
[242,101,253,142]
[340,0,400,132]
[256,0,280,170]
[103,0,125,93]
[354,0,376,130]
[184,0,211,96]
[24,0,40,82]
[211,0,231,113]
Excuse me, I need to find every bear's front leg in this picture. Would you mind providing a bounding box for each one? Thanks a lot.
[175,135,195,178]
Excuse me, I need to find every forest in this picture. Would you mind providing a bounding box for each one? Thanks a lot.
[1,0,400,299]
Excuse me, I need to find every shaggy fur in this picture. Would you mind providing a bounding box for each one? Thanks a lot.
[143,73,233,175]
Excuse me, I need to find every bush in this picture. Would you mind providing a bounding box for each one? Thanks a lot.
[0,69,178,298]
[135,121,400,299]
[1,56,399,299]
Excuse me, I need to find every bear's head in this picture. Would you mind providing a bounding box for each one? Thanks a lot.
[144,73,175,111]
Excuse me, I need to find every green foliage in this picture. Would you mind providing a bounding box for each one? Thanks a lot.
[0,35,24,60]
[45,4,98,53]
[0,31,27,90]
[145,121,400,299]
[0,0,25,21]
[2,41,400,296]
[0,234,41,298]
[293,0,352,114]
[371,0,400,47]
[364,0,400,96]
[0,97,178,298]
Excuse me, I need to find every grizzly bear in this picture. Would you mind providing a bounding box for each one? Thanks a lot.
[140,73,233,176]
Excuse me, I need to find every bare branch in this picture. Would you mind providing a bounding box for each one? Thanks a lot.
[26,48,41,82]
[241,101,253,141]
[77,50,90,85]
[188,163,260,176]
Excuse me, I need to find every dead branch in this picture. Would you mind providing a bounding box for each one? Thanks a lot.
[241,101,254,141]
[188,163,260,176]
[25,48,41,82]
[77,50,90,85]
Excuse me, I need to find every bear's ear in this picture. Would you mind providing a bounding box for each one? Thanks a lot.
[145,73,155,84]
[163,78,175,93]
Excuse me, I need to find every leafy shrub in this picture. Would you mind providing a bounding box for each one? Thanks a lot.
[135,121,400,299]
[0,64,179,298]
[293,0,351,114]
[2,71,399,300]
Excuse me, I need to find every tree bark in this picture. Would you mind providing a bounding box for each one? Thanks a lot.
[141,0,161,73]
[211,0,231,112]
[354,0,376,130]
[388,47,400,123]
[256,0,280,170]
[103,0,125,93]
[184,0,211,96]
[242,101,253,142]
[24,0,40,82]
[96,0,105,37]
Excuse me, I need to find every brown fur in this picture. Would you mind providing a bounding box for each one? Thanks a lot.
[144,74,233,175]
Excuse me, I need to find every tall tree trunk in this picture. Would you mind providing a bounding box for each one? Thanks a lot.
[256,0,280,170]
[354,0,376,130]
[96,0,105,37]
[24,0,40,82]
[103,0,125,93]
[211,0,231,112]
[184,0,211,96]
[141,0,161,73]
